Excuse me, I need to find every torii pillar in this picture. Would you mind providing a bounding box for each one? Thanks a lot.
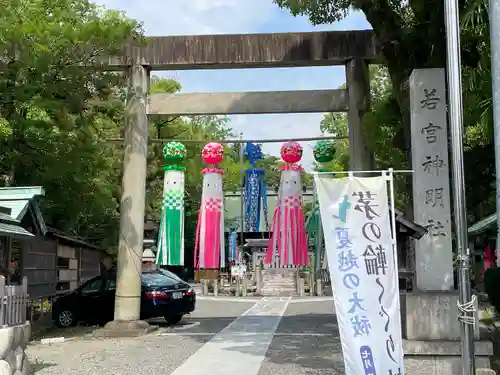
[346,58,373,171]
[94,64,155,337]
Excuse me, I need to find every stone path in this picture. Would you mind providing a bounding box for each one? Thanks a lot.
[169,297,290,375]
[27,297,343,375]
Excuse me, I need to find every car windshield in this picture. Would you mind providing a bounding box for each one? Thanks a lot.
[141,272,178,288]
[158,269,184,282]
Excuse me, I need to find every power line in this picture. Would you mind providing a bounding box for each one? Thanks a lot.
[104,135,347,144]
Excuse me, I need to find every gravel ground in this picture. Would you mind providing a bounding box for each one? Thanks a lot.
[28,333,209,375]
[27,300,256,375]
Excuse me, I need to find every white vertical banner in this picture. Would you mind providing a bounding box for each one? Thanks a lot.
[314,174,404,375]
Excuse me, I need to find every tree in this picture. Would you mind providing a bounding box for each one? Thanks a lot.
[321,63,495,221]
[320,65,410,207]
[0,0,142,250]
[273,0,483,165]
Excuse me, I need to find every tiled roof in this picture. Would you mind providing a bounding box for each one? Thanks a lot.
[468,213,496,236]
[0,212,17,223]
[0,222,34,238]
[0,200,29,220]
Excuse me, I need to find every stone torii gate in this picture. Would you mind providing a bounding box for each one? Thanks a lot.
[92,29,496,374]
[97,30,380,334]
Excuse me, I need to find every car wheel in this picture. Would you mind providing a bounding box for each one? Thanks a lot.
[165,314,183,325]
[56,309,76,328]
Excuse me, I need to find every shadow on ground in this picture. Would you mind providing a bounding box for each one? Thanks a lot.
[172,312,345,373]
[29,304,345,373]
[29,360,57,374]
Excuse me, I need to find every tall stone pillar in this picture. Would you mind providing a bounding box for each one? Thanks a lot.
[410,68,454,291]
[95,64,155,337]
[402,68,491,374]
[345,58,373,171]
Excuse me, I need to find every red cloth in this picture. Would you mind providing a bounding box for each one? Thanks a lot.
[483,246,497,271]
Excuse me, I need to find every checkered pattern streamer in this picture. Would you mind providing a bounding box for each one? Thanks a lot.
[156,170,185,266]
[163,190,184,211]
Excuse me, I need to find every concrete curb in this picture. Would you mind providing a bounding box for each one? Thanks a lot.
[40,337,66,345]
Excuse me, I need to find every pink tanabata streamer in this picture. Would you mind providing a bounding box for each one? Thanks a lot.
[194,168,225,269]
[265,164,308,266]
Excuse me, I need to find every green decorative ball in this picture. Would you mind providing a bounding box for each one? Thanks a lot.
[313,141,335,163]
[162,142,186,164]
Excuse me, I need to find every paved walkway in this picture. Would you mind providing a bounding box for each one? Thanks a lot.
[28,298,343,375]
[170,297,290,375]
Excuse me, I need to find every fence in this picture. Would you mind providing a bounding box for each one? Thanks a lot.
[252,253,299,269]
[0,276,28,327]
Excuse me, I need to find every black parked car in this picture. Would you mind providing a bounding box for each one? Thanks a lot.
[52,270,196,328]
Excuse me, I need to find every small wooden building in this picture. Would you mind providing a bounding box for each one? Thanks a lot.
[0,205,35,276]
[0,187,105,299]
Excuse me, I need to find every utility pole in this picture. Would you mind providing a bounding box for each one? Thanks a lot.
[443,0,476,373]
[489,0,500,267]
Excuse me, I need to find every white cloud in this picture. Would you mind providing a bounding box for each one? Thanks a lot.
[95,0,275,35]
[228,113,327,171]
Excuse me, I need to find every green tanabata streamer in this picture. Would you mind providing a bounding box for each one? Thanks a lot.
[307,141,336,275]
[156,142,186,266]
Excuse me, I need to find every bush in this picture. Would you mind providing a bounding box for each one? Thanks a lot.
[484,268,500,311]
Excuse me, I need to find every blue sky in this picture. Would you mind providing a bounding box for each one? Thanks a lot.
[95,0,372,168]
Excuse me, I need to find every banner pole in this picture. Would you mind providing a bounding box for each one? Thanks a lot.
[387,169,404,330]
[387,169,399,270]
[313,170,414,175]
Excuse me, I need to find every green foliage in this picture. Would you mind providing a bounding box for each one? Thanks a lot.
[274,0,484,171]
[0,0,287,255]
[281,0,495,220]
[0,0,143,250]
[318,66,410,208]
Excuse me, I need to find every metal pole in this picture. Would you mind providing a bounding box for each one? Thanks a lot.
[239,133,245,256]
[489,0,500,266]
[443,0,476,372]
[314,188,323,277]
[105,135,348,144]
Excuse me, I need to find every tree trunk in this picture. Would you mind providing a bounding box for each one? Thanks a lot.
[357,0,447,217]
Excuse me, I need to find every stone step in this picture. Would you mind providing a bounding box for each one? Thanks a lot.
[261,290,297,296]
[263,277,296,282]
[262,274,297,278]
[260,287,297,290]
[261,284,297,290]
[262,270,297,297]
[263,285,295,288]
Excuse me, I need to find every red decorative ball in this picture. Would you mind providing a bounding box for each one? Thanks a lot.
[280,141,303,163]
[202,142,224,165]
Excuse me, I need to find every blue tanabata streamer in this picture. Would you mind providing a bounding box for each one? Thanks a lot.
[229,231,237,261]
[243,143,269,232]
[245,142,262,168]
[244,169,269,232]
